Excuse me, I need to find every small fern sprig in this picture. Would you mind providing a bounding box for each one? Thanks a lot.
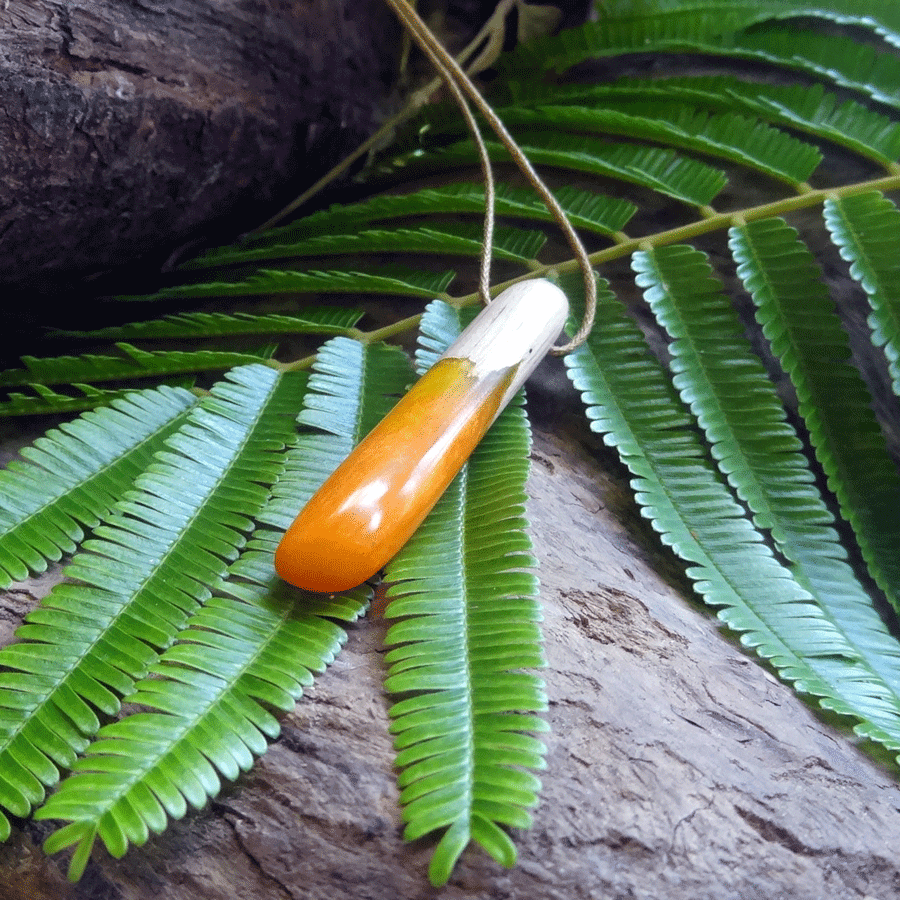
[0,365,306,841]
[384,301,547,885]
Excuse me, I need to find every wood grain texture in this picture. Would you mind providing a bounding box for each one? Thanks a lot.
[0,0,400,288]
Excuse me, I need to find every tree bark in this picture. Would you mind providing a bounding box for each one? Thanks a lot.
[1,372,899,900]
[0,0,400,288]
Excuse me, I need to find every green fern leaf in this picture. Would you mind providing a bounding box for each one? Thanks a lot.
[404,136,726,207]
[51,307,364,341]
[506,76,900,169]
[0,365,305,836]
[504,4,900,81]
[823,191,900,396]
[225,184,635,253]
[118,266,457,304]
[564,277,900,759]
[36,333,417,878]
[37,566,366,880]
[595,0,900,44]
[511,133,728,206]
[479,104,822,185]
[179,222,547,270]
[561,279,899,699]
[633,243,900,728]
[725,26,900,110]
[729,218,900,613]
[0,385,198,586]
[0,384,164,419]
[0,345,272,389]
[383,301,546,886]
[691,80,900,167]
[498,3,789,76]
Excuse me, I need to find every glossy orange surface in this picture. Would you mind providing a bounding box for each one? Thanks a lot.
[275,357,514,593]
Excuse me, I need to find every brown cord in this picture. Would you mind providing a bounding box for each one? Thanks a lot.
[383,0,596,353]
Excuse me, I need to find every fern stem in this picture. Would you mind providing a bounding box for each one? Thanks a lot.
[355,312,426,347]
[454,172,900,308]
[263,172,900,381]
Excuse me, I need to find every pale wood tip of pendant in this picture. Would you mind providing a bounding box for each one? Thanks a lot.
[446,278,571,381]
[495,278,570,310]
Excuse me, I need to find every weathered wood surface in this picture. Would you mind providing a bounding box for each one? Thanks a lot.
[1,371,898,900]
[0,0,400,287]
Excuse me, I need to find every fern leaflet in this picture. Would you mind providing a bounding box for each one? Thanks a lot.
[729,218,900,613]
[383,301,546,885]
[823,192,900,396]
[52,307,364,342]
[0,386,198,586]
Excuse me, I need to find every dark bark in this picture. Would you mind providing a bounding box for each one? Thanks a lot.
[0,0,400,289]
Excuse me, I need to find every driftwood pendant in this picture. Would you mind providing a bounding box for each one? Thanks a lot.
[275,279,570,592]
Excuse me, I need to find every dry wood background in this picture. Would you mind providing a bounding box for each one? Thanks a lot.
[0,0,400,288]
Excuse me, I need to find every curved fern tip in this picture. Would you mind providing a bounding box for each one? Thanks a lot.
[427,818,470,887]
[39,820,98,882]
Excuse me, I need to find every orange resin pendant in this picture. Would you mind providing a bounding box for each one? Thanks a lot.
[275,279,569,593]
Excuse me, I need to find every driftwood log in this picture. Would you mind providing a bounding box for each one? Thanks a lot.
[0,0,400,289]
[1,372,899,900]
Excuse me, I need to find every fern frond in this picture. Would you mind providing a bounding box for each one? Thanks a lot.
[0,365,305,837]
[499,3,787,76]
[633,243,900,709]
[0,384,165,419]
[823,191,900,396]
[526,78,900,168]
[722,27,900,111]
[404,136,726,207]
[505,70,900,173]
[36,332,416,877]
[730,218,900,612]
[504,4,900,80]
[601,0,900,46]
[470,104,822,186]
[691,81,900,167]
[52,308,364,342]
[225,184,634,253]
[179,222,547,270]
[119,266,457,304]
[0,345,272,389]
[37,560,367,880]
[0,386,198,586]
[563,279,900,755]
[383,301,546,886]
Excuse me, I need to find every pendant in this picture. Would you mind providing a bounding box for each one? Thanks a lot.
[275,279,570,592]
